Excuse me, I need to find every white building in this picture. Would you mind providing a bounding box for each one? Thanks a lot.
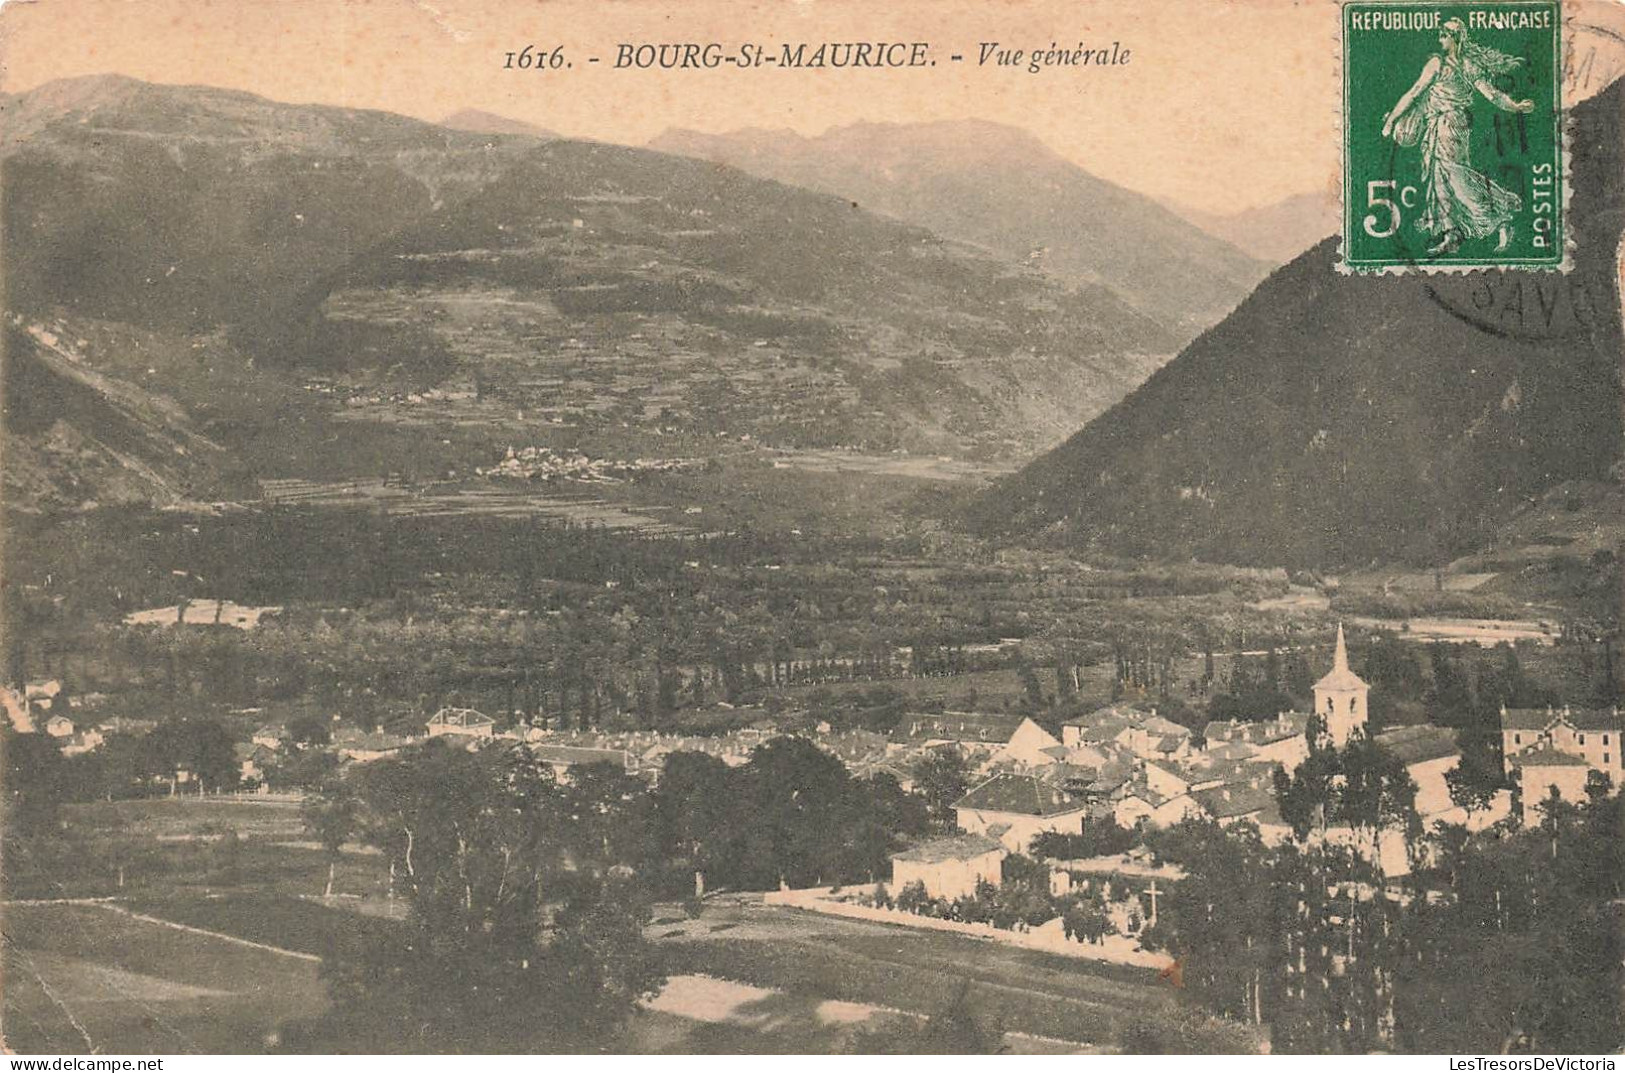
[890,834,1008,901]
[1509,746,1594,825]
[1374,724,1461,818]
[954,773,1087,852]
[1500,705,1622,784]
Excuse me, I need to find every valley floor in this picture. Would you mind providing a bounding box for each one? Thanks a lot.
[1,799,1179,1055]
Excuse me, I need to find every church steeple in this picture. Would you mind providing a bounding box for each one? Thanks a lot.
[1314,622,1369,746]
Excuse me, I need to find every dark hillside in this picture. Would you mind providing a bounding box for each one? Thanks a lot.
[972,79,1624,568]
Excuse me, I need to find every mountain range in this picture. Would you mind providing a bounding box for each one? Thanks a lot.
[972,79,1625,568]
[440,109,558,139]
[649,120,1270,334]
[1171,190,1341,266]
[1,75,1193,511]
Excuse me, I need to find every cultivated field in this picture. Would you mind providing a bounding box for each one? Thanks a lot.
[3,795,1185,1054]
[649,897,1179,1049]
[2,902,326,1054]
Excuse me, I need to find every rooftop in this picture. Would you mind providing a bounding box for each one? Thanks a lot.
[954,773,1084,817]
[530,744,630,767]
[1374,724,1460,766]
[1500,706,1623,733]
[896,711,1027,744]
[891,833,1007,864]
[1509,745,1590,768]
[1061,703,1160,730]
[1205,740,1261,762]
[345,732,412,753]
[428,707,495,728]
[1192,782,1275,820]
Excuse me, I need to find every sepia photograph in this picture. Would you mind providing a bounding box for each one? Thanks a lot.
[0,0,1621,1057]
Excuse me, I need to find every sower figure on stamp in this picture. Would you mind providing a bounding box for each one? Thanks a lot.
[1381,17,1535,256]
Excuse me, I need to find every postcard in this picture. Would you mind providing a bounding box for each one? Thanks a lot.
[2,0,1622,1058]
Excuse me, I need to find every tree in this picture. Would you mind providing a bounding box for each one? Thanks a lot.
[319,740,664,1049]
[146,718,240,793]
[287,713,333,748]
[1118,1008,1262,1054]
[542,866,665,1039]
[895,879,930,914]
[653,751,734,895]
[1017,661,1046,712]
[1336,731,1420,861]
[731,737,862,889]
[302,774,360,898]
[4,731,71,839]
[1031,817,1137,860]
[1062,894,1113,944]
[1273,731,1341,840]
[1583,768,1613,806]
[846,772,929,881]
[1445,738,1504,822]
[278,748,341,792]
[1140,818,1277,1026]
[561,761,659,874]
[1393,790,1622,1053]
[1425,645,1473,727]
[913,747,969,831]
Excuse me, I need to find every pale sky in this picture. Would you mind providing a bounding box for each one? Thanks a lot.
[1,0,1619,214]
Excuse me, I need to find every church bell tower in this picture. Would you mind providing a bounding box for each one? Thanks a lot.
[1314,624,1369,747]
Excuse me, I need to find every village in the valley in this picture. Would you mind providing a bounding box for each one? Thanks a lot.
[8,602,1622,1052]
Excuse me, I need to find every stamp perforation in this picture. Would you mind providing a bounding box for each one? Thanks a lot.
[1337,0,1573,275]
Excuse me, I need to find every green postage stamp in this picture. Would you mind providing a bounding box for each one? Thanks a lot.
[1342,0,1565,272]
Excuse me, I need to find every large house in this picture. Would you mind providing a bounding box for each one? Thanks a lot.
[25,680,62,713]
[890,833,1008,900]
[1500,705,1621,779]
[426,707,496,740]
[2,687,34,733]
[235,741,278,782]
[59,727,104,756]
[953,773,1087,851]
[1113,776,1203,829]
[1190,782,1278,828]
[340,731,413,763]
[252,723,291,750]
[1499,705,1621,819]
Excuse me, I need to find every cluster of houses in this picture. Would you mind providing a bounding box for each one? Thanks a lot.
[888,627,1621,899]
[10,622,1621,860]
[1,679,120,756]
[230,707,817,788]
